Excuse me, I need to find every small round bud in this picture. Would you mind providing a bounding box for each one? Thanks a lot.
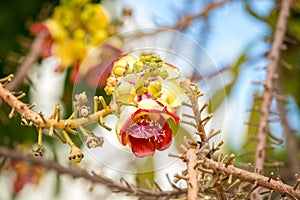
[104,85,115,95]
[136,86,148,96]
[75,92,88,106]
[79,105,91,117]
[73,29,86,41]
[113,61,127,77]
[133,61,144,73]
[148,62,157,69]
[106,76,118,87]
[158,70,169,79]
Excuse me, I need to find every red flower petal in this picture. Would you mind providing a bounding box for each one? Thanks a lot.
[119,101,180,157]
[120,129,129,146]
[156,119,172,151]
[128,135,156,157]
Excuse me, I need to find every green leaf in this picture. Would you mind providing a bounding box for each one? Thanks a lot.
[208,54,247,113]
[135,158,155,188]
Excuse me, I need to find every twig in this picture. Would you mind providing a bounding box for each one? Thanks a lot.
[254,0,292,188]
[6,32,46,92]
[0,82,112,130]
[275,66,300,174]
[123,0,228,40]
[170,0,229,30]
[0,147,186,199]
[201,157,300,200]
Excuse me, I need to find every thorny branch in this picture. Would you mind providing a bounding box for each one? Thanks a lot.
[0,147,186,199]
[186,148,199,200]
[0,81,112,130]
[180,82,215,199]
[2,145,300,199]
[201,157,300,200]
[254,0,292,176]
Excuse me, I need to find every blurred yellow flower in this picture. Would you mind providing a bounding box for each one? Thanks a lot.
[53,39,86,67]
[81,4,109,32]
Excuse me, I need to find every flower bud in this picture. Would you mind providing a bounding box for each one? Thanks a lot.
[133,61,144,73]
[104,85,115,95]
[136,86,147,96]
[106,76,118,87]
[158,70,169,79]
[73,28,86,41]
[75,92,88,106]
[79,105,91,117]
[113,60,127,77]
[113,55,137,76]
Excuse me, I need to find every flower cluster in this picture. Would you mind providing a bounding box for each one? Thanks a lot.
[30,0,120,85]
[105,54,187,157]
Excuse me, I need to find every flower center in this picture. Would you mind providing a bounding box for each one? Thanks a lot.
[127,114,166,142]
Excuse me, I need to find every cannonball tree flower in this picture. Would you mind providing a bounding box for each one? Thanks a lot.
[106,54,188,157]
[116,99,180,157]
[30,0,121,87]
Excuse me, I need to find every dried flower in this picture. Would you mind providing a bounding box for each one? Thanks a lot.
[85,135,104,148]
[68,146,84,164]
[75,92,88,106]
[78,105,91,117]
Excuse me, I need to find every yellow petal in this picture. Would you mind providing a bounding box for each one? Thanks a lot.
[115,81,135,104]
[162,63,180,79]
[53,39,86,67]
[81,4,110,32]
[138,99,163,111]
[158,80,187,108]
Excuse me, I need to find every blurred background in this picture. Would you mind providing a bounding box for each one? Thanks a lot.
[0,0,299,199]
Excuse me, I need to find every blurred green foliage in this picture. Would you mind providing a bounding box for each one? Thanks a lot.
[0,0,59,76]
[0,0,58,148]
